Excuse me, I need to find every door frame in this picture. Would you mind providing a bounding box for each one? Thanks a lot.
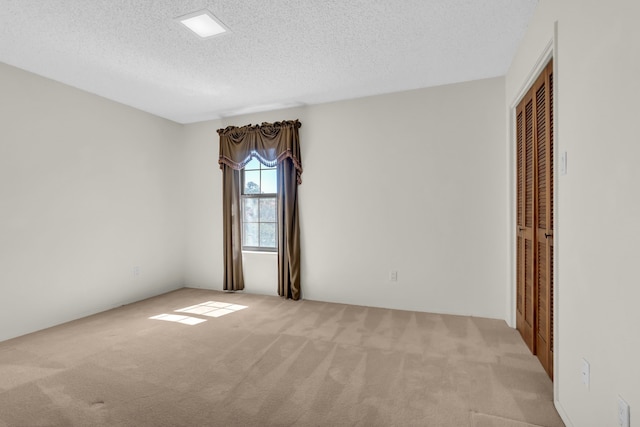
[507,31,559,383]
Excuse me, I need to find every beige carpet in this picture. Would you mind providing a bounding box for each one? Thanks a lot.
[0,288,565,426]
[471,412,548,427]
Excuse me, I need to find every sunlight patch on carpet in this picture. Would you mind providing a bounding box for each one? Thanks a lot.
[175,301,247,318]
[149,314,207,325]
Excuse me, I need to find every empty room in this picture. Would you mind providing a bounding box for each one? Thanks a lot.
[0,1,638,426]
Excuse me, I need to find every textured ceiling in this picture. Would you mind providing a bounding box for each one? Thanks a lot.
[0,0,538,124]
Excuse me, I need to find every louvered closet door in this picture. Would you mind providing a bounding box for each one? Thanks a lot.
[515,60,554,380]
[535,62,554,379]
[516,94,536,354]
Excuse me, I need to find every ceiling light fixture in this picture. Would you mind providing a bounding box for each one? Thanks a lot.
[177,10,229,39]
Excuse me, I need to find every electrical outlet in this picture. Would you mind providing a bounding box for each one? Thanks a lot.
[133,266,140,277]
[389,270,398,282]
[618,396,630,427]
[581,358,590,388]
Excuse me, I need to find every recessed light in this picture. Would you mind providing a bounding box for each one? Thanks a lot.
[177,10,229,39]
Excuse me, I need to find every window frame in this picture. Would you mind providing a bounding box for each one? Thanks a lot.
[240,160,278,253]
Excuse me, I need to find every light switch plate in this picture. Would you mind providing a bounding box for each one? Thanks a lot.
[560,151,567,175]
[581,358,590,387]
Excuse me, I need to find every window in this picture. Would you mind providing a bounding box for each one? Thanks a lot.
[241,158,277,251]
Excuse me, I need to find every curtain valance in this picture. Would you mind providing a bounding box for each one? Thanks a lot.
[218,120,303,184]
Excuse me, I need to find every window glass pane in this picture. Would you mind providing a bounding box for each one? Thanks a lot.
[245,158,261,170]
[261,169,277,194]
[243,170,261,194]
[260,223,276,248]
[243,198,259,223]
[259,198,276,222]
[243,223,259,247]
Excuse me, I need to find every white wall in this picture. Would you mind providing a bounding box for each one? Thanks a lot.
[0,62,185,342]
[506,0,640,425]
[184,77,508,320]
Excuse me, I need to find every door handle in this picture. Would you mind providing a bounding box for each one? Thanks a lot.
[545,232,552,238]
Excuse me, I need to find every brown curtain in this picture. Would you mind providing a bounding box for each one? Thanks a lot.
[221,165,244,291]
[218,120,302,299]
